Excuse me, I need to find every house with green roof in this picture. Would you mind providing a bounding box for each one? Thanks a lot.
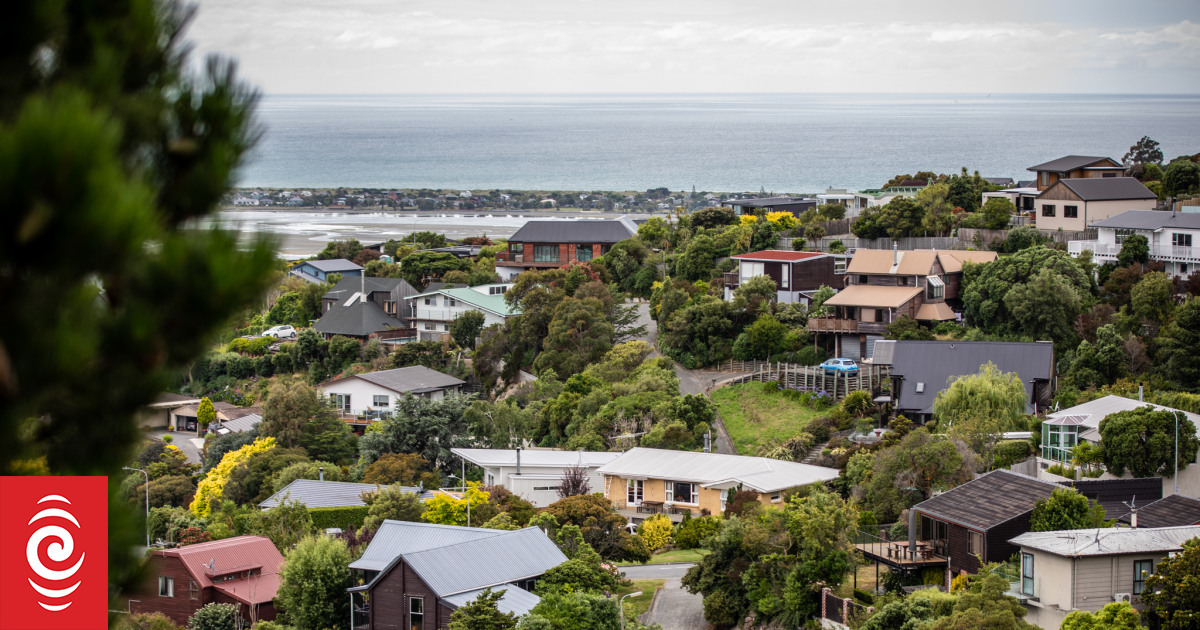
[404,284,521,341]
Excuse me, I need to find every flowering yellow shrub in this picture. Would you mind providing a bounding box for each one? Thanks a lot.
[422,482,491,526]
[765,211,798,230]
[739,214,759,226]
[638,513,673,551]
[190,436,277,517]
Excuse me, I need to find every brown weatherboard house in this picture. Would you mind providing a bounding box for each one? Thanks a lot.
[128,536,283,626]
[348,521,567,630]
[494,217,637,280]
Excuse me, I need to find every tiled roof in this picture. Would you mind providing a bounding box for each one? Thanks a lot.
[1011,525,1200,558]
[1134,494,1200,529]
[915,469,1059,531]
[596,447,839,493]
[160,535,284,603]
[1027,155,1120,173]
[731,250,829,262]
[1051,177,1157,202]
[822,285,922,309]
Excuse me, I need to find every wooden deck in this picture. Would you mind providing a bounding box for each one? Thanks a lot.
[855,540,947,569]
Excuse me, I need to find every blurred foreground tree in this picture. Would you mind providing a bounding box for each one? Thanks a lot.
[0,0,275,594]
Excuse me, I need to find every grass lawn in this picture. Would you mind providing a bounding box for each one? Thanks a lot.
[615,579,666,620]
[711,381,829,455]
[618,548,710,566]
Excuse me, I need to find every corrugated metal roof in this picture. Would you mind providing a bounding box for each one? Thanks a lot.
[895,251,937,276]
[889,340,1055,415]
[823,285,922,308]
[403,527,568,597]
[258,479,422,509]
[595,447,839,492]
[329,365,466,396]
[1135,495,1200,529]
[349,521,505,571]
[1048,395,1200,432]
[442,585,541,616]
[1027,155,1118,173]
[507,219,637,244]
[1091,209,1200,231]
[452,448,620,469]
[217,414,261,434]
[212,573,281,606]
[937,250,997,273]
[731,250,829,262]
[303,259,364,273]
[1011,525,1200,557]
[408,287,520,317]
[915,469,1059,531]
[1051,177,1157,201]
[160,535,284,601]
[846,249,898,274]
[871,340,895,365]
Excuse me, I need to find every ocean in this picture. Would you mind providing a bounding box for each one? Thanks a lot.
[238,93,1200,193]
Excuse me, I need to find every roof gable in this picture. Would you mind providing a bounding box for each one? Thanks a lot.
[402,527,568,597]
[161,535,284,602]
[1027,155,1120,173]
[915,469,1059,531]
[351,521,505,571]
[313,298,402,338]
[325,365,466,395]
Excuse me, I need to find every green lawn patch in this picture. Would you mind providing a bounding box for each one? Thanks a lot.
[618,548,710,566]
[615,579,666,620]
[711,381,828,455]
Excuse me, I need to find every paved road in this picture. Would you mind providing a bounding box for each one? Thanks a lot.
[145,428,204,465]
[622,563,710,630]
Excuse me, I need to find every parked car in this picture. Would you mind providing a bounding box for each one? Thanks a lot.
[819,358,858,374]
[263,325,297,339]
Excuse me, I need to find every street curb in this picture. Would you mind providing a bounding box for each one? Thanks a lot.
[619,561,697,568]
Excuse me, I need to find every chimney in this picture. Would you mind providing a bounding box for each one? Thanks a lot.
[1132,509,1138,529]
[319,466,324,482]
[361,273,366,303]
[893,241,899,266]
[516,447,521,476]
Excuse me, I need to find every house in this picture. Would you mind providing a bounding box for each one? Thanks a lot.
[451,448,621,507]
[405,284,520,341]
[319,365,465,427]
[807,248,998,360]
[314,276,420,341]
[259,479,428,510]
[347,521,567,630]
[1008,525,1200,629]
[1027,155,1125,191]
[596,447,840,524]
[723,250,848,304]
[169,400,240,434]
[888,340,1056,422]
[1130,494,1200,528]
[1039,395,1200,497]
[290,259,364,284]
[981,186,1038,218]
[214,406,263,435]
[494,218,638,280]
[1068,209,1200,278]
[136,393,199,430]
[816,188,871,218]
[1034,177,1157,232]
[128,536,283,626]
[720,196,818,218]
[984,177,1016,187]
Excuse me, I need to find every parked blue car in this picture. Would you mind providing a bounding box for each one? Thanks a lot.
[819,358,859,374]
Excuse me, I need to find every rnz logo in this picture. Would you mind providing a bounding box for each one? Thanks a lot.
[27,494,86,611]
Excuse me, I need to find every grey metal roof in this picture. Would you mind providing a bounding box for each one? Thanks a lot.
[596,447,840,492]
[1091,209,1200,231]
[721,197,817,209]
[1048,395,1200,433]
[321,275,417,301]
[870,340,895,365]
[915,469,1059,531]
[333,365,466,395]
[1011,525,1200,558]
[403,527,568,597]
[452,448,620,469]
[350,520,505,571]
[889,341,1055,415]
[1049,177,1157,201]
[258,479,420,510]
[1134,494,1200,529]
[218,413,261,434]
[313,298,403,338]
[506,218,637,244]
[1027,155,1119,173]
[301,259,363,273]
[442,584,541,616]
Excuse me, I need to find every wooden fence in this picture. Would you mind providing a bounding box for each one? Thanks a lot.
[714,361,890,401]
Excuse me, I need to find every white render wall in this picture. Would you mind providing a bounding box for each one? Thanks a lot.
[319,378,452,414]
[482,463,607,507]
[408,294,509,328]
[1036,198,1155,231]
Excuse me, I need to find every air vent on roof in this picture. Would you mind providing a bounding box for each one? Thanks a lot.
[916,382,925,393]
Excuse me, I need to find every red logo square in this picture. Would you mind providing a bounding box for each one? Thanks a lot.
[0,476,109,630]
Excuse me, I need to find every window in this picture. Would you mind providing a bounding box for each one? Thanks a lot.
[1134,559,1153,595]
[1040,172,1050,187]
[510,243,522,252]
[969,531,983,555]
[915,382,925,393]
[1174,233,1194,247]
[533,486,562,492]
[1021,553,1035,596]
[1103,172,1117,178]
[1042,204,1056,217]
[424,322,435,330]
[158,576,174,598]
[189,579,199,600]
[441,324,448,331]
[770,492,782,503]
[424,297,433,306]
[1064,205,1078,219]
[858,275,868,284]
[834,259,847,275]
[448,299,457,307]
[627,479,644,505]
[330,394,350,413]
[534,244,558,262]
[926,275,944,300]
[1115,229,1135,244]
[373,395,389,408]
[667,481,697,504]
[740,261,764,282]
[486,473,495,486]
[780,264,789,289]
[409,597,424,630]
[489,285,508,295]
[576,245,594,262]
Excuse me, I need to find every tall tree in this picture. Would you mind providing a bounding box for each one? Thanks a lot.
[1099,406,1199,478]
[1158,296,1200,390]
[1117,234,1150,268]
[934,362,1028,466]
[260,377,331,449]
[1163,160,1200,197]
[1142,537,1200,630]
[860,428,978,521]
[534,297,615,378]
[1123,136,1164,165]
[277,536,353,630]
[1030,487,1111,532]
[450,310,487,349]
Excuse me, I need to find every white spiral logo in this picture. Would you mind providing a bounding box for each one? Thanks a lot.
[26,494,85,612]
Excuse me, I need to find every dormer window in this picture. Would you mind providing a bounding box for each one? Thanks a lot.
[926,276,944,300]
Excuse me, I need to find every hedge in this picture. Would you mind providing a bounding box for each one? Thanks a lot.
[993,439,1034,468]
[308,505,369,531]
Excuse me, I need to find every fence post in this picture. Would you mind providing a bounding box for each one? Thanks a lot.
[843,597,850,623]
[821,587,830,620]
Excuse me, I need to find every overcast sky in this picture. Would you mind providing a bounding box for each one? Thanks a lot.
[187,0,1200,94]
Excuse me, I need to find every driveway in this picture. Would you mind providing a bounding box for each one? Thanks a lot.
[622,563,710,630]
[144,428,203,465]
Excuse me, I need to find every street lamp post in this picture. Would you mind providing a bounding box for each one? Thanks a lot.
[618,591,643,630]
[123,466,150,547]
[1173,411,1183,495]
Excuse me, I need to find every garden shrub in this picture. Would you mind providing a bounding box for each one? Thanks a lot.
[637,514,673,552]
[673,515,721,550]
[308,505,370,531]
[992,439,1034,468]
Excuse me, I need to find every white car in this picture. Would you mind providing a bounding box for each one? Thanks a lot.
[263,325,297,339]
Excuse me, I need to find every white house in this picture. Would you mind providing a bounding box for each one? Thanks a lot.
[451,448,621,507]
[1068,209,1200,278]
[405,284,519,341]
[319,366,465,427]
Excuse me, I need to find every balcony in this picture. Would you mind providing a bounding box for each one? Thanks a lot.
[723,272,740,288]
[336,408,392,424]
[853,531,947,568]
[807,318,887,335]
[496,251,524,264]
[1069,240,1200,263]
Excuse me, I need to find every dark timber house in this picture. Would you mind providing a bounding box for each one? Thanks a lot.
[348,521,567,630]
[494,218,637,280]
[313,276,420,342]
[720,196,817,217]
[723,250,848,304]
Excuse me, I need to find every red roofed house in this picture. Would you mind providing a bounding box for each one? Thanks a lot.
[723,250,848,305]
[128,536,283,626]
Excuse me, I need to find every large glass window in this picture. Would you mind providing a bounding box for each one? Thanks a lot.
[576,245,594,262]
[409,597,424,630]
[1064,205,1078,219]
[159,576,174,597]
[330,394,351,413]
[534,245,558,262]
[1174,233,1193,247]
[740,262,764,282]
[373,395,390,408]
[926,275,944,300]
[1021,553,1035,596]
[1042,204,1056,217]
[626,479,643,505]
[1134,559,1153,595]
[668,481,697,504]
[1115,229,1135,244]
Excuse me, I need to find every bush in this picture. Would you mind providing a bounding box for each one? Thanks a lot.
[117,613,182,630]
[308,505,370,531]
[992,439,1034,468]
[841,390,874,417]
[187,603,239,630]
[673,515,721,550]
[637,514,673,552]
